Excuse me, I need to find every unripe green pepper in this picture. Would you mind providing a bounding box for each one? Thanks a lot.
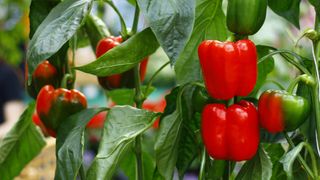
[227,0,267,35]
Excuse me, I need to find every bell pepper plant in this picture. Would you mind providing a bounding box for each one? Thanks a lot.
[3,0,320,180]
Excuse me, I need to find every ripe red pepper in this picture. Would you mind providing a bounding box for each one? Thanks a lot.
[96,36,148,90]
[32,111,56,137]
[36,85,87,135]
[258,90,310,133]
[201,100,259,161]
[86,111,107,129]
[198,39,257,100]
[26,60,59,99]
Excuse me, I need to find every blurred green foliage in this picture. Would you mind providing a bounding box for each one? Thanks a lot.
[0,0,30,66]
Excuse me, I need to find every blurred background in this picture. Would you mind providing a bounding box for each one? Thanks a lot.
[0,0,317,179]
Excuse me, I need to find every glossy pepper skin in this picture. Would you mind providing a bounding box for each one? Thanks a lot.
[96,36,148,90]
[227,0,267,35]
[258,90,310,133]
[26,60,59,99]
[198,39,257,100]
[36,85,87,133]
[201,100,259,161]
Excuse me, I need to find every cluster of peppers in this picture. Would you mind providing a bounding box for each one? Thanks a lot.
[28,34,150,136]
[198,0,310,161]
[26,60,88,137]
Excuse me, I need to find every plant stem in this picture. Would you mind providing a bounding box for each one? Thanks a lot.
[311,41,320,157]
[134,64,144,180]
[79,164,86,180]
[258,50,311,76]
[303,142,319,178]
[264,80,286,90]
[283,132,315,179]
[145,61,170,94]
[135,135,143,180]
[199,148,207,180]
[131,0,140,35]
[287,74,315,94]
[105,0,128,39]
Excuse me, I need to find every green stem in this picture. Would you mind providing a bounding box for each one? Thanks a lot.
[283,132,315,179]
[258,50,311,76]
[79,164,86,180]
[145,61,170,94]
[303,142,319,178]
[287,74,315,94]
[134,64,144,180]
[131,0,140,35]
[199,148,207,180]
[311,40,320,157]
[264,80,286,90]
[61,74,74,89]
[135,135,143,180]
[105,0,128,39]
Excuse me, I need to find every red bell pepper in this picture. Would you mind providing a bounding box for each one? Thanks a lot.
[201,100,259,161]
[198,39,257,100]
[96,36,148,90]
[36,85,87,136]
[26,60,59,99]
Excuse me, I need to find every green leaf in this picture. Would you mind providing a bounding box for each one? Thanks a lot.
[206,159,226,180]
[174,0,228,84]
[119,149,155,180]
[106,86,155,106]
[268,0,301,29]
[84,14,110,50]
[0,102,46,180]
[279,142,304,179]
[137,0,195,64]
[176,86,200,178]
[251,45,275,96]
[29,0,60,39]
[54,108,107,180]
[76,28,159,76]
[263,143,286,180]
[155,85,199,179]
[27,0,92,77]
[236,146,272,180]
[86,106,159,179]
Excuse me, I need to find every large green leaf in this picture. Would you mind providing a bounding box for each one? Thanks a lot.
[29,0,60,39]
[175,0,228,84]
[236,146,272,180]
[155,85,200,179]
[268,0,301,29]
[27,0,92,77]
[137,0,195,64]
[0,102,46,180]
[75,28,159,76]
[55,108,107,180]
[86,106,159,179]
